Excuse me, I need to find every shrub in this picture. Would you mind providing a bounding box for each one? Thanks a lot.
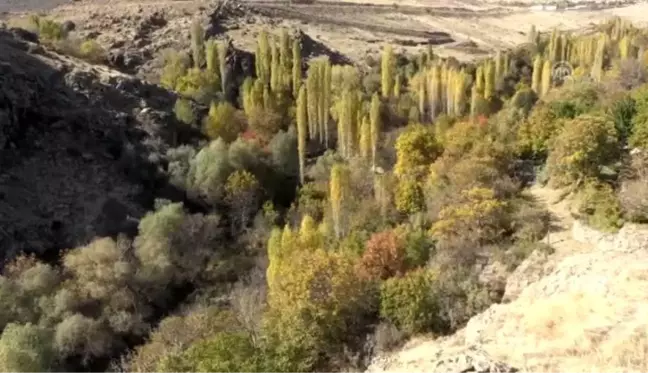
[186,139,233,204]
[394,124,442,179]
[78,39,106,63]
[619,152,648,222]
[575,179,624,232]
[359,230,407,281]
[126,308,237,372]
[160,51,190,91]
[430,267,494,331]
[546,114,619,187]
[629,84,648,149]
[0,322,55,372]
[606,93,636,142]
[517,82,600,157]
[54,314,112,362]
[169,332,262,372]
[395,177,425,215]
[175,68,219,104]
[203,101,246,142]
[174,98,195,126]
[430,187,509,251]
[25,16,66,42]
[379,269,438,335]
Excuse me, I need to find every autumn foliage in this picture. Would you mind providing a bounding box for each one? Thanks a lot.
[358,230,407,281]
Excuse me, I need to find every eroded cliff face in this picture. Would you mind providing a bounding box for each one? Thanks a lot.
[367,187,648,373]
[0,27,182,260]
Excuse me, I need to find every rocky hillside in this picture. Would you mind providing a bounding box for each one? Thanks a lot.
[0,26,187,261]
[367,185,648,373]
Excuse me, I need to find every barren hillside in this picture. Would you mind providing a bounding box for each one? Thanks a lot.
[5,0,648,79]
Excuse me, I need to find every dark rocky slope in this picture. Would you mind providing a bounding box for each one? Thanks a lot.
[0,27,185,262]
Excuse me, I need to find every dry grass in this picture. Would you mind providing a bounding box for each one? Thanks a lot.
[488,254,648,373]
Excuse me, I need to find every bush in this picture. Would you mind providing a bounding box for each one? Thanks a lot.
[160,51,190,91]
[54,314,112,362]
[394,124,442,179]
[546,114,619,187]
[175,68,219,104]
[203,101,246,142]
[575,180,624,232]
[629,84,648,149]
[359,230,407,281]
[430,187,509,252]
[0,323,55,372]
[619,152,648,222]
[78,40,106,63]
[379,269,438,335]
[174,98,195,126]
[126,308,237,372]
[169,331,262,372]
[395,177,425,215]
[606,93,636,142]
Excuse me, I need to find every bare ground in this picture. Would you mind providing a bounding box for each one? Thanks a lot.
[4,0,648,76]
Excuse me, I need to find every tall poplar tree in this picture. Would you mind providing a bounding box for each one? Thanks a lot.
[218,41,229,95]
[257,30,271,84]
[191,20,205,68]
[428,65,441,121]
[381,45,395,98]
[359,116,371,162]
[330,163,350,238]
[307,67,318,140]
[323,62,332,148]
[532,55,543,94]
[541,59,552,97]
[370,93,381,168]
[483,62,495,100]
[292,38,302,98]
[270,41,280,92]
[205,39,221,89]
[297,86,308,185]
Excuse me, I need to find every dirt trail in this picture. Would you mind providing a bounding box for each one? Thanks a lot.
[528,184,592,259]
